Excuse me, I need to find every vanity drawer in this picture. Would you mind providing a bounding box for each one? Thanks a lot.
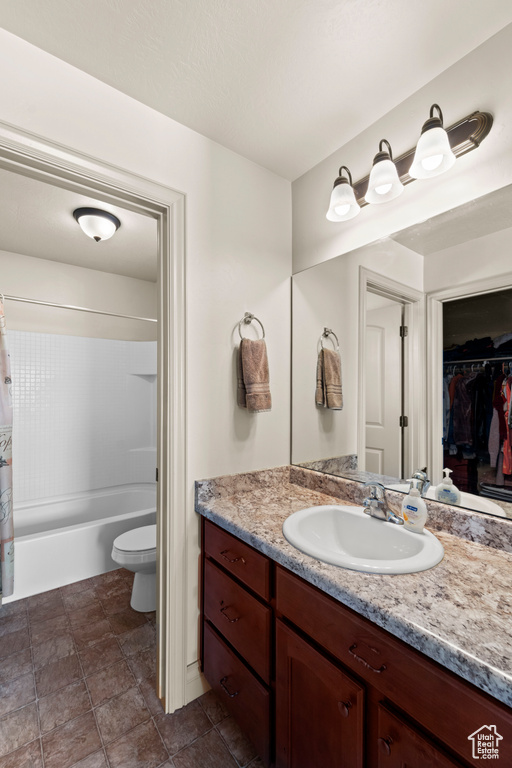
[204,520,271,600]
[276,565,512,765]
[204,558,272,682]
[203,621,271,766]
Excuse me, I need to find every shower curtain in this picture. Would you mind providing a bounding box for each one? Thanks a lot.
[0,297,13,599]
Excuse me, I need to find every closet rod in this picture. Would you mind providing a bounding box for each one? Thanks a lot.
[443,355,512,365]
[1,294,157,323]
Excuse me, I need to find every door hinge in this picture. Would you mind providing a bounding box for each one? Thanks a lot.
[399,415,409,428]
[155,467,159,482]
[400,325,408,338]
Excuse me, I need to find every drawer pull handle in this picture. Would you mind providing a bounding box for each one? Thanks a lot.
[377,737,392,756]
[348,643,387,673]
[220,676,239,698]
[338,700,352,718]
[220,605,240,623]
[220,549,246,565]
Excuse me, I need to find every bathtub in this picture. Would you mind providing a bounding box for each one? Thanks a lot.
[3,484,156,603]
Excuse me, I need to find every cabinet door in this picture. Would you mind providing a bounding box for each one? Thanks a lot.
[376,705,465,768]
[276,619,364,768]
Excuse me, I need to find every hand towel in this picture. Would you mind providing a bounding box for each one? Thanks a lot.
[237,338,272,412]
[315,348,343,410]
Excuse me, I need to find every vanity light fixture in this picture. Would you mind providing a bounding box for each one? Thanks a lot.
[326,108,493,222]
[409,104,456,179]
[73,207,121,242]
[364,140,404,205]
[326,166,360,222]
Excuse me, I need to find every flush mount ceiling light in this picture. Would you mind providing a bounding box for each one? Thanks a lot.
[327,108,492,222]
[365,140,404,205]
[73,207,121,242]
[409,104,456,179]
[326,166,360,222]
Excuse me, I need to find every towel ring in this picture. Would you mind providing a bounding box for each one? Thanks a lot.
[238,312,265,340]
[320,327,339,351]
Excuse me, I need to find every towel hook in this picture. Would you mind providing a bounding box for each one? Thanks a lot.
[320,327,339,351]
[238,312,265,340]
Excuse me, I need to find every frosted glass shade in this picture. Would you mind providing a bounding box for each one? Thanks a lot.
[409,126,456,179]
[365,159,404,205]
[73,208,121,242]
[326,181,360,222]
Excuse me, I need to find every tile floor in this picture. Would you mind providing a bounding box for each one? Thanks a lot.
[0,569,263,768]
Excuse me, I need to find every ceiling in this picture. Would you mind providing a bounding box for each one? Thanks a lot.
[0,168,158,282]
[1,1,511,180]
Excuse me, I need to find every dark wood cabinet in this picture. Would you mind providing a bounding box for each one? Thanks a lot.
[200,518,512,768]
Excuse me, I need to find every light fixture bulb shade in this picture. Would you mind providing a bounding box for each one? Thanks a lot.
[365,158,404,205]
[409,126,456,179]
[326,181,360,222]
[73,208,121,242]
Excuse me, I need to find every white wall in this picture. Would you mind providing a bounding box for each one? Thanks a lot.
[0,29,292,667]
[292,239,423,464]
[292,23,512,274]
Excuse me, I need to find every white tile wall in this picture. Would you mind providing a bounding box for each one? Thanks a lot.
[9,331,157,502]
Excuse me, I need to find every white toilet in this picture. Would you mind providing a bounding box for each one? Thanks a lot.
[111,524,157,612]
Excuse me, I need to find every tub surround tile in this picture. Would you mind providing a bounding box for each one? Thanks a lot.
[35,654,82,698]
[95,687,150,745]
[30,614,70,646]
[0,649,32,685]
[86,660,136,707]
[0,673,36,718]
[118,624,156,658]
[155,700,211,756]
[32,633,75,670]
[172,729,238,768]
[195,465,512,708]
[67,602,106,630]
[105,720,168,768]
[0,738,43,768]
[0,703,39,757]
[78,638,123,678]
[0,627,30,660]
[38,681,90,734]
[42,711,101,768]
[72,619,114,650]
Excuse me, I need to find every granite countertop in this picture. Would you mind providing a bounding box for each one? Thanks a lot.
[195,465,512,709]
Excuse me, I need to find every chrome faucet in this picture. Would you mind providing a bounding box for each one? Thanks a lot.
[411,467,431,497]
[362,481,404,525]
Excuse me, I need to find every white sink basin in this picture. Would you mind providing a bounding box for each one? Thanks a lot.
[385,483,506,518]
[282,504,444,574]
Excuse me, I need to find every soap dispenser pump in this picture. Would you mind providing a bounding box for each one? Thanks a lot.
[401,479,428,533]
[435,468,461,505]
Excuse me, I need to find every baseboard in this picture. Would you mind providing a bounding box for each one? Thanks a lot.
[186,660,210,703]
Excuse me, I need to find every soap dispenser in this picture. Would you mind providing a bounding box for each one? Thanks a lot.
[401,479,428,533]
[435,468,461,505]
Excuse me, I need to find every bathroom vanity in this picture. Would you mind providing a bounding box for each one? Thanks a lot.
[196,466,512,767]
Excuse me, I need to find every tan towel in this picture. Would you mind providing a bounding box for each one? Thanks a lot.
[237,338,272,412]
[315,348,343,410]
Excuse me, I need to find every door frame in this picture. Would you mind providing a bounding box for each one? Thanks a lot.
[427,271,512,486]
[358,267,425,477]
[0,120,187,713]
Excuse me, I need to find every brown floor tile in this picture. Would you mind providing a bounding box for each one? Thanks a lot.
[246,759,265,767]
[35,654,81,698]
[30,614,70,646]
[69,751,108,768]
[59,578,94,599]
[105,719,168,768]
[0,627,30,660]
[0,702,39,757]
[98,590,132,617]
[38,680,91,734]
[0,672,36,718]
[86,660,135,707]
[32,632,75,670]
[108,610,147,635]
[42,711,101,768]
[118,624,156,657]
[28,594,66,625]
[126,648,156,683]
[155,700,211,756]
[198,690,229,725]
[0,614,28,638]
[139,677,164,716]
[217,717,257,766]
[78,638,123,677]
[0,601,26,620]
[119,569,135,584]
[0,649,32,685]
[27,589,61,609]
[0,738,42,768]
[62,588,98,613]
[72,619,113,650]
[172,729,238,768]
[92,570,124,588]
[67,603,105,629]
[95,687,150,745]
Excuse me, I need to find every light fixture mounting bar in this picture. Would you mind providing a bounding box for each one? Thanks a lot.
[352,110,492,207]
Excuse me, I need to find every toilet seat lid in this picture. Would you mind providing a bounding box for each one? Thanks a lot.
[114,524,156,553]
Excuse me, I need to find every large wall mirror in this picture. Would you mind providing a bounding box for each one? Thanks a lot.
[292,183,512,520]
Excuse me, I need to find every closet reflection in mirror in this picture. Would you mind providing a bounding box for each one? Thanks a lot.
[291,183,512,519]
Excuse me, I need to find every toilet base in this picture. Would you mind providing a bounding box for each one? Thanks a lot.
[131,571,157,612]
